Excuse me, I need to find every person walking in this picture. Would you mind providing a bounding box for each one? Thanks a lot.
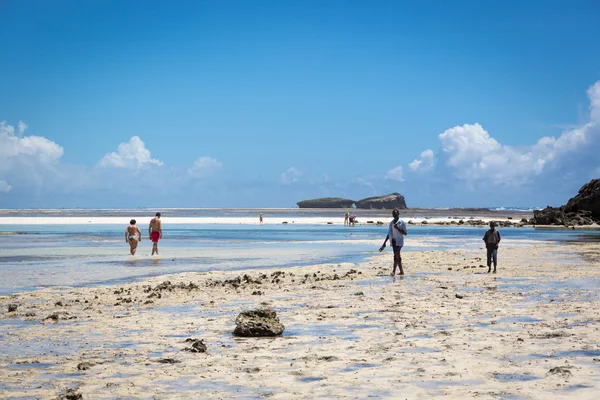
[483,221,501,273]
[149,212,162,256]
[379,209,408,276]
[125,219,142,255]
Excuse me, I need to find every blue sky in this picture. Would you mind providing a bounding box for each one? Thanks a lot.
[1,0,600,208]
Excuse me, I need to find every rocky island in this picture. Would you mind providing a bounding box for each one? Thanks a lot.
[296,197,355,209]
[297,193,408,209]
[355,193,407,209]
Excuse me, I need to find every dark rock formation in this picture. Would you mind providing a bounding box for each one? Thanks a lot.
[530,206,595,226]
[233,308,285,337]
[8,304,17,312]
[529,179,599,226]
[297,198,355,208]
[183,338,207,353]
[548,366,572,377]
[564,179,600,220]
[355,193,407,209]
[77,362,94,371]
[58,388,83,400]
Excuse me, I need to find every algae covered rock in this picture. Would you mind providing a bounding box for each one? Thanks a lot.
[233,308,285,337]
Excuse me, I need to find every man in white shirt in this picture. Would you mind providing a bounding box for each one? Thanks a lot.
[379,208,408,276]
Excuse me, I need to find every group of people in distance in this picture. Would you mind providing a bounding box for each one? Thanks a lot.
[125,212,163,256]
[378,209,501,276]
[344,210,357,226]
[124,209,502,276]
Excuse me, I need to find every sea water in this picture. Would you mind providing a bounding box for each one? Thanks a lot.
[1,209,598,296]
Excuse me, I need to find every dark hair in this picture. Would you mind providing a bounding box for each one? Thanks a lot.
[156,212,161,217]
[130,219,136,225]
[490,221,496,228]
[392,208,400,217]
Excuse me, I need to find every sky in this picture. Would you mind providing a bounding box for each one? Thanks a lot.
[1,0,600,208]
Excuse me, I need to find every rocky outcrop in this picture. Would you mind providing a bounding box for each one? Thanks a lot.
[563,179,600,220]
[529,179,599,226]
[297,198,355,209]
[355,193,407,209]
[233,308,285,337]
[530,207,594,226]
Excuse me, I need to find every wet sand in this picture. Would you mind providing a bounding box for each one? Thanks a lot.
[1,242,599,399]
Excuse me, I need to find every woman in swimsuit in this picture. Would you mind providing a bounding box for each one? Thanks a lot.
[125,219,142,255]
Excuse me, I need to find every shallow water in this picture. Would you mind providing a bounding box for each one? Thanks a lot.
[1,217,599,296]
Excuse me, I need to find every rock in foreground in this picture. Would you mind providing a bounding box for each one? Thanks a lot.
[355,193,407,209]
[233,308,285,337]
[297,198,355,208]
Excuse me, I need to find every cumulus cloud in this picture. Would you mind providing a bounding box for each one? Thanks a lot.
[0,120,64,170]
[409,149,435,172]
[407,80,600,186]
[17,121,28,135]
[385,165,405,181]
[98,136,163,169]
[0,180,12,193]
[188,156,223,178]
[280,167,302,185]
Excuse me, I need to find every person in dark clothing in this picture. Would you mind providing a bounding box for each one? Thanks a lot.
[482,221,501,273]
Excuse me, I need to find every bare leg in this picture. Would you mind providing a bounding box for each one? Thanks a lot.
[152,243,159,256]
[131,240,138,256]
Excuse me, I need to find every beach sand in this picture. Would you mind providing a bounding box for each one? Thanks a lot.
[1,242,599,399]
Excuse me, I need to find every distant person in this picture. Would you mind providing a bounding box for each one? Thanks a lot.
[349,215,356,226]
[149,212,162,256]
[379,208,408,276]
[483,221,501,273]
[259,213,263,225]
[344,210,349,226]
[125,219,142,255]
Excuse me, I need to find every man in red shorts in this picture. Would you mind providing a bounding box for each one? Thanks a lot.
[148,212,162,256]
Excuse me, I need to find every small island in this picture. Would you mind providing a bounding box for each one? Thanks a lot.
[297,193,408,209]
[355,193,407,209]
[297,197,355,209]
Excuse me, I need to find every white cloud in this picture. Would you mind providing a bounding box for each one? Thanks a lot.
[280,167,302,185]
[415,80,600,186]
[98,136,163,169]
[188,156,223,178]
[0,180,12,193]
[439,123,501,168]
[357,177,376,191]
[17,121,28,135]
[589,81,600,122]
[385,165,405,181]
[0,120,64,170]
[409,149,435,172]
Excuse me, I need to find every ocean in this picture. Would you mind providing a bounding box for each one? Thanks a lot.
[1,208,598,296]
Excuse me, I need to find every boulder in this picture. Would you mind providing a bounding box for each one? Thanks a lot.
[297,198,355,208]
[530,207,595,226]
[355,193,407,209]
[563,179,600,221]
[530,179,600,225]
[531,206,566,225]
[233,308,285,337]
[184,338,207,353]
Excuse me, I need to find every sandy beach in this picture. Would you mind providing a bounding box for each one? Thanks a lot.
[1,238,600,399]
